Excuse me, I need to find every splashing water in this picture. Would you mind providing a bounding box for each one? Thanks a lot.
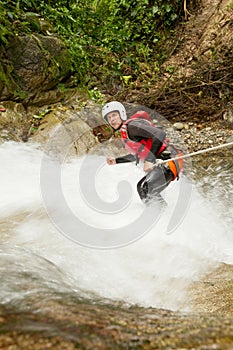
[0,141,232,311]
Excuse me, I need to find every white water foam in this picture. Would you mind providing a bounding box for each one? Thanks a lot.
[0,141,232,310]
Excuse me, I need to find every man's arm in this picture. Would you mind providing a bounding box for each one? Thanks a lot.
[115,154,136,163]
[106,154,136,165]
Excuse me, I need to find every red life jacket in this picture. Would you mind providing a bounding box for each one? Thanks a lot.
[120,111,168,160]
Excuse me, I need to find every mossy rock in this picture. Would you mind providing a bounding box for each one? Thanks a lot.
[0,34,72,105]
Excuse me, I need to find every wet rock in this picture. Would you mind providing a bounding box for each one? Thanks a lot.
[30,107,99,157]
[0,279,233,350]
[0,129,19,141]
[0,101,30,141]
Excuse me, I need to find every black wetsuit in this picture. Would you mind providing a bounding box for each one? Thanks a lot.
[116,119,175,203]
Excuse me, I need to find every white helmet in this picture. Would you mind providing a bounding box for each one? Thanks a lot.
[102,101,127,123]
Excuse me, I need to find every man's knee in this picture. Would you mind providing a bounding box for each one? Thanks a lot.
[137,166,171,202]
[137,176,148,201]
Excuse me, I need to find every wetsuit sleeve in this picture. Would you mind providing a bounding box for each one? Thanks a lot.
[127,120,166,162]
[115,154,136,163]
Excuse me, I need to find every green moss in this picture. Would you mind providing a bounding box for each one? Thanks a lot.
[0,60,28,100]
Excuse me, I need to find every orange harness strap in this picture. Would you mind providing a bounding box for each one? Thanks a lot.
[167,153,184,180]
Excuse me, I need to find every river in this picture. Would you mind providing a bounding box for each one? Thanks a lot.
[0,140,232,348]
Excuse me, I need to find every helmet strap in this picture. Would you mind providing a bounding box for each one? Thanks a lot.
[113,121,123,131]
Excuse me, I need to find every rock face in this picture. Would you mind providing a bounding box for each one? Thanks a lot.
[30,106,100,158]
[0,34,71,105]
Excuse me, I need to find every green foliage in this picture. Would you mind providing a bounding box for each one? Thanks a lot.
[33,107,53,119]
[88,87,105,103]
[0,0,184,91]
[0,2,14,44]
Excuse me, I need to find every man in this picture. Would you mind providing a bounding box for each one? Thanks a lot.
[102,101,183,203]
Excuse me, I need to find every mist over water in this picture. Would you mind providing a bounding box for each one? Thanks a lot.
[0,141,232,311]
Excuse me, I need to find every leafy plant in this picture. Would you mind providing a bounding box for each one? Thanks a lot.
[88,87,105,103]
[0,0,186,92]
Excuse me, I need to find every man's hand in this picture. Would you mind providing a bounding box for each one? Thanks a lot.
[155,159,163,166]
[144,159,164,172]
[106,157,116,165]
[143,161,154,173]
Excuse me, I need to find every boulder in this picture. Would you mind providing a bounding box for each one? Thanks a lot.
[0,34,71,105]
